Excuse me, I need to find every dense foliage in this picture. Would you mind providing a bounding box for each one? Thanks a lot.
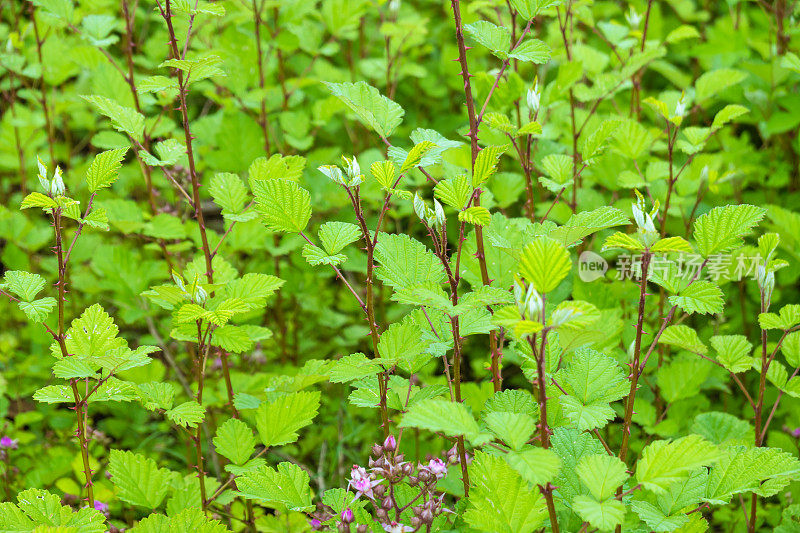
[1,0,800,531]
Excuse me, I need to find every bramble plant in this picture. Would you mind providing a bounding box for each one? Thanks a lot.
[1,0,800,532]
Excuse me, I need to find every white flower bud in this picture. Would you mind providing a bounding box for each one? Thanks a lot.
[526,83,540,113]
[433,199,445,227]
[626,6,641,28]
[413,192,426,221]
[51,166,65,196]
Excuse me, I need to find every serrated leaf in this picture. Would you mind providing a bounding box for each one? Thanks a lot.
[506,448,562,485]
[517,236,571,293]
[484,412,536,451]
[325,81,404,138]
[458,206,491,226]
[577,454,629,501]
[165,401,205,428]
[434,175,472,210]
[659,325,707,355]
[213,418,255,466]
[473,145,508,187]
[710,335,753,373]
[108,449,174,509]
[86,148,128,193]
[318,221,361,255]
[399,399,484,443]
[693,205,766,257]
[82,95,144,141]
[573,496,626,531]
[636,435,720,493]
[255,391,320,447]
[465,21,511,59]
[252,179,312,233]
[374,233,445,290]
[668,280,724,315]
[464,451,547,532]
[236,462,313,512]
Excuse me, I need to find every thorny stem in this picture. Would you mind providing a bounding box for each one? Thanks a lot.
[449,0,501,409]
[615,250,652,532]
[750,281,772,532]
[345,187,390,438]
[52,209,94,507]
[528,296,559,533]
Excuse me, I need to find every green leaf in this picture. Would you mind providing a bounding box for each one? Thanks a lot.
[318,222,361,255]
[65,304,124,358]
[374,233,445,290]
[86,148,128,193]
[377,317,428,369]
[548,206,629,248]
[555,347,627,430]
[165,401,205,429]
[399,141,436,173]
[630,500,689,532]
[464,451,547,532]
[635,435,720,493]
[52,357,97,379]
[552,427,607,502]
[209,173,249,215]
[1,270,46,301]
[255,391,320,447]
[236,462,314,512]
[484,389,539,419]
[710,335,753,373]
[572,495,626,532]
[484,412,536,451]
[159,55,225,83]
[324,81,404,138]
[329,353,382,383]
[712,104,749,130]
[33,385,73,404]
[693,205,766,257]
[434,174,472,210]
[458,206,491,226]
[302,244,346,266]
[577,454,629,500]
[20,192,58,210]
[758,305,800,330]
[399,399,484,444]
[108,449,175,509]
[706,446,800,503]
[668,280,724,315]
[465,21,511,59]
[602,231,645,251]
[651,236,694,253]
[472,145,508,187]
[82,95,145,141]
[695,68,748,103]
[691,412,751,445]
[509,0,560,20]
[509,39,551,63]
[213,418,255,466]
[517,237,571,293]
[252,179,312,233]
[659,325,707,355]
[10,488,105,532]
[505,448,562,486]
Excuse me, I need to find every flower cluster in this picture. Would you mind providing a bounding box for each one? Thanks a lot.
[308,435,457,532]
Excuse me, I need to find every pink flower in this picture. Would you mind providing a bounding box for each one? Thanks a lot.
[383,434,397,452]
[427,458,447,479]
[0,436,17,450]
[348,466,382,501]
[93,500,108,512]
[383,522,414,533]
[340,507,354,523]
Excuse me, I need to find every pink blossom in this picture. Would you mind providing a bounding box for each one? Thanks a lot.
[93,501,108,512]
[427,458,447,479]
[0,436,17,450]
[348,465,382,500]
